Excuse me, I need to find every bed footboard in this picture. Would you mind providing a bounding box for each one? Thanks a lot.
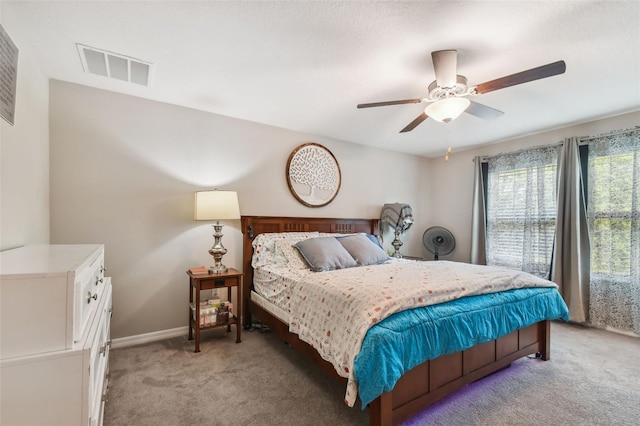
[368,320,551,426]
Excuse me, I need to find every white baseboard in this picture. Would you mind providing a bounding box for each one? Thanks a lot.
[582,321,639,338]
[602,325,639,338]
[111,326,189,349]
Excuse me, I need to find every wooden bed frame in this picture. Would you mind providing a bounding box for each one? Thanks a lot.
[241,215,551,426]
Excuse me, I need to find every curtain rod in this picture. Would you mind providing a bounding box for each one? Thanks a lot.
[473,141,563,163]
[579,126,640,144]
[472,127,639,161]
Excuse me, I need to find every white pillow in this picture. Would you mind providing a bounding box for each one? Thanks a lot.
[274,240,310,269]
[251,232,319,268]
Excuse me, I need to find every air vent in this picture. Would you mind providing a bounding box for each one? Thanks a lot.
[76,43,153,86]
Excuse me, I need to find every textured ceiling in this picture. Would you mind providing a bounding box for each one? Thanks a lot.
[3,1,639,157]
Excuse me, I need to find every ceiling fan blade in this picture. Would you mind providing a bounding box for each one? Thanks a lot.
[474,60,566,94]
[432,50,458,88]
[400,112,428,133]
[465,100,504,121]
[357,99,422,108]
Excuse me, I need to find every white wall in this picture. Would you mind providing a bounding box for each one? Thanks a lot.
[427,110,640,263]
[0,20,50,251]
[47,79,638,339]
[49,80,431,339]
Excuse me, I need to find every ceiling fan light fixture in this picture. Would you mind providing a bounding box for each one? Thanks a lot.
[424,97,470,123]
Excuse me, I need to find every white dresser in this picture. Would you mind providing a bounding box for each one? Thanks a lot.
[0,244,112,426]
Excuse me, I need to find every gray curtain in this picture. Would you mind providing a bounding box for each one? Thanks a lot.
[551,137,590,323]
[470,156,487,265]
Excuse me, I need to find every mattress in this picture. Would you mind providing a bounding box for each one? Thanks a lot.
[251,290,289,324]
[252,264,313,318]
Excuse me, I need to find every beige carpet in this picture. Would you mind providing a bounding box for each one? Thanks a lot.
[104,322,640,426]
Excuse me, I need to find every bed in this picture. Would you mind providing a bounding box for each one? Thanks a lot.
[240,215,569,426]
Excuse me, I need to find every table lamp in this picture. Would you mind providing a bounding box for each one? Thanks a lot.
[380,203,414,258]
[194,190,241,274]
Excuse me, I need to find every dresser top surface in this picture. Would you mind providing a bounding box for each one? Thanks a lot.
[0,244,104,278]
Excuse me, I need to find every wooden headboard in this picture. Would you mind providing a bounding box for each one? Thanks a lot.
[240,215,379,327]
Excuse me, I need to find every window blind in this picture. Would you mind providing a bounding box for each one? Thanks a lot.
[486,146,559,278]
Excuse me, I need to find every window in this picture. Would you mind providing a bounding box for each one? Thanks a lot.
[475,129,639,333]
[586,130,640,332]
[486,146,559,278]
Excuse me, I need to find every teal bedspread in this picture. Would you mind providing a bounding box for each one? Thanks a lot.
[354,287,569,408]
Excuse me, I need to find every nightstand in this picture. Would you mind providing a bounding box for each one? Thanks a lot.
[187,268,243,353]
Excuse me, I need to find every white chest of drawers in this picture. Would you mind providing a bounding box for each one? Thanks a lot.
[0,244,112,426]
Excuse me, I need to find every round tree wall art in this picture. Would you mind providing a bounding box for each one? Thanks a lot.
[286,143,341,207]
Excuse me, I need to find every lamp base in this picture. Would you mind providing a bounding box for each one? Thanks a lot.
[208,222,229,274]
[208,263,228,274]
[391,230,404,258]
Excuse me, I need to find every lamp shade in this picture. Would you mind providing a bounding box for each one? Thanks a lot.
[194,190,240,221]
[425,97,470,123]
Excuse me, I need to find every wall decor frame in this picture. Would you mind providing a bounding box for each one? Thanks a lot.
[0,24,19,125]
[286,143,341,207]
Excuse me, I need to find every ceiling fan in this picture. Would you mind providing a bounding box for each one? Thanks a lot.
[357,50,566,132]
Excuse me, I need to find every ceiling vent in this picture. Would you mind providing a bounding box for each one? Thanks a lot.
[76,43,153,86]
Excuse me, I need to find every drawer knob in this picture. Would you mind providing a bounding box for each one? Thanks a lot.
[87,291,98,304]
[95,277,104,286]
[100,341,111,356]
[101,266,107,273]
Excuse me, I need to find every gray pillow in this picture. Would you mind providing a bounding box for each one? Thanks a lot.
[338,234,390,266]
[293,237,357,272]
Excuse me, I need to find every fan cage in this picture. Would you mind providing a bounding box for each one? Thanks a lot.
[422,226,456,260]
